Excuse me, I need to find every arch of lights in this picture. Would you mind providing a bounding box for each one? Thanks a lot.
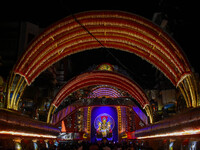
[6,11,198,122]
[47,71,152,123]
[87,85,123,98]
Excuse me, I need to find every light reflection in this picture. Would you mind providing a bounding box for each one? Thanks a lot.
[0,131,57,138]
[137,129,200,139]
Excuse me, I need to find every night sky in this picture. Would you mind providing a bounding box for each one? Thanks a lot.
[0,0,199,75]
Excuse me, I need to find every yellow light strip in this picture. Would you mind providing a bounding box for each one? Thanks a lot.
[47,105,55,123]
[87,107,91,133]
[137,129,200,139]
[10,76,23,108]
[117,106,122,131]
[0,131,57,139]
[144,105,153,124]
[7,72,16,109]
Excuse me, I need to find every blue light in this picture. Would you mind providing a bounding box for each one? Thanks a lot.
[91,106,118,143]
[33,142,38,150]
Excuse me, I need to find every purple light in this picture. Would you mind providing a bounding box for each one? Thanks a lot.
[133,106,148,125]
[88,86,122,98]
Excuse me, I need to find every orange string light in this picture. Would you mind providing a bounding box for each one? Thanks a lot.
[137,129,200,139]
[0,131,57,139]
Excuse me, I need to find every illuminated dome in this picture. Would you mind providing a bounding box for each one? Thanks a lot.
[87,85,123,98]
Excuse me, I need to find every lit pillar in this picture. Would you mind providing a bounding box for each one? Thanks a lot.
[54,140,59,148]
[47,104,56,123]
[32,139,38,150]
[86,106,91,140]
[44,140,49,149]
[13,138,22,150]
[117,106,122,141]
[144,105,153,123]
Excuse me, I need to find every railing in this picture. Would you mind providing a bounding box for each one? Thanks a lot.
[0,108,60,138]
[134,107,200,149]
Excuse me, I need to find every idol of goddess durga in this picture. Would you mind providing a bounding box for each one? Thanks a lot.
[96,116,112,138]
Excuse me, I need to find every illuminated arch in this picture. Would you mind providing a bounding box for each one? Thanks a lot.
[15,11,190,85]
[87,85,123,98]
[7,10,198,115]
[47,71,152,123]
[51,71,149,107]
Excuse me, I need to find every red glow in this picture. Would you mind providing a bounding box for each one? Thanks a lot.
[127,132,136,139]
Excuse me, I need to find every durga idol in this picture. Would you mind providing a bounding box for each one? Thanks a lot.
[96,116,112,138]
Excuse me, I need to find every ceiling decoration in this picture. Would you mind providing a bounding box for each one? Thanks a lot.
[87,85,123,98]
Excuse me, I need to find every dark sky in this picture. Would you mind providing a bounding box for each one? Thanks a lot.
[0,0,199,74]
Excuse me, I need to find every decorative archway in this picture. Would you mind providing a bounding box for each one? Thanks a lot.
[47,71,152,123]
[6,10,198,118]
